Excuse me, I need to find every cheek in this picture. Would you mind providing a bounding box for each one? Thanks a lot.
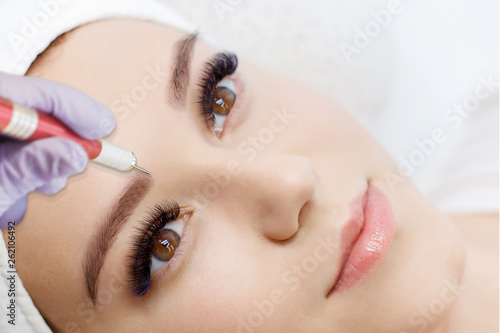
[255,69,374,151]
[13,184,106,324]
[261,76,392,180]
[151,224,277,331]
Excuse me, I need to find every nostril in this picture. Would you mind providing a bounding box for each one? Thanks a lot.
[239,154,316,242]
[297,199,313,228]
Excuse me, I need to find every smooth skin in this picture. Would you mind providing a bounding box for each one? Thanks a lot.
[2,19,497,333]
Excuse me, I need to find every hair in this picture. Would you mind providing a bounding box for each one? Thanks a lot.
[26,30,71,76]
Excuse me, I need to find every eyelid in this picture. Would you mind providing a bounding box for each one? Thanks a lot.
[217,78,236,91]
[161,215,185,234]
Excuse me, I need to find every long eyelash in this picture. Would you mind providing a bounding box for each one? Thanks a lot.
[197,52,238,128]
[128,200,180,297]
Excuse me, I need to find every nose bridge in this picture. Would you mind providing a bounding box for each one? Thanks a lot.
[228,154,317,241]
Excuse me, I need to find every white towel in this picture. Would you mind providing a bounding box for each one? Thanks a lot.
[0,0,196,75]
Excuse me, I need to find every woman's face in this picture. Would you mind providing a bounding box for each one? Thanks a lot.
[8,19,465,332]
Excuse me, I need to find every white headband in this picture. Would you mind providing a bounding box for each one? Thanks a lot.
[0,0,196,75]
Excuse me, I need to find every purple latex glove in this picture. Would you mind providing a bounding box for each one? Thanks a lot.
[0,72,116,228]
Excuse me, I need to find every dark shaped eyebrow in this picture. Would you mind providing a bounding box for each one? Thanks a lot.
[168,32,198,108]
[83,176,152,306]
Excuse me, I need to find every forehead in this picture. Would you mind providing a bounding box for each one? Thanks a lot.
[31,20,181,102]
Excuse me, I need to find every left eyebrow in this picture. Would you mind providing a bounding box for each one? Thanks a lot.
[83,175,152,306]
[168,32,198,108]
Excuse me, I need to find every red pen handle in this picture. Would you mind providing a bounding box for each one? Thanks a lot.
[0,96,102,159]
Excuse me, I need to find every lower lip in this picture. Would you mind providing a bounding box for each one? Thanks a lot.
[330,185,395,294]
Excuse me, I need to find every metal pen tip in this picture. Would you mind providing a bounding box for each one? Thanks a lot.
[133,165,151,175]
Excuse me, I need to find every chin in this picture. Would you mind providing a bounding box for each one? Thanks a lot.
[387,184,467,331]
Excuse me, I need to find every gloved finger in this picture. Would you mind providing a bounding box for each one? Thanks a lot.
[0,196,27,228]
[0,137,88,217]
[0,176,71,228]
[35,177,68,195]
[0,72,116,140]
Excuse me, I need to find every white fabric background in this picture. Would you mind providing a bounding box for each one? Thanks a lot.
[163,0,499,215]
[0,1,497,332]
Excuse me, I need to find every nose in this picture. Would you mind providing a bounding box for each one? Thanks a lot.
[227,154,316,241]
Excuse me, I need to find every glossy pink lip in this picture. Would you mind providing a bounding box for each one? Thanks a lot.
[328,185,395,295]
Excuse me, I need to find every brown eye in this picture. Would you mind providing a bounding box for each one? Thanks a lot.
[152,229,180,261]
[213,86,236,115]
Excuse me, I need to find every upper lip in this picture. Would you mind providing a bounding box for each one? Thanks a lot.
[327,186,369,294]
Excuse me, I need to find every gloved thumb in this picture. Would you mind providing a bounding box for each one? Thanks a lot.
[1,196,27,228]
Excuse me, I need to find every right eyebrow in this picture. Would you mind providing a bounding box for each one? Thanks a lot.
[83,175,152,306]
[168,33,198,108]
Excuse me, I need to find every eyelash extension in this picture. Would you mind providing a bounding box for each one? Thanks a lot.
[197,52,238,128]
[127,200,180,297]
